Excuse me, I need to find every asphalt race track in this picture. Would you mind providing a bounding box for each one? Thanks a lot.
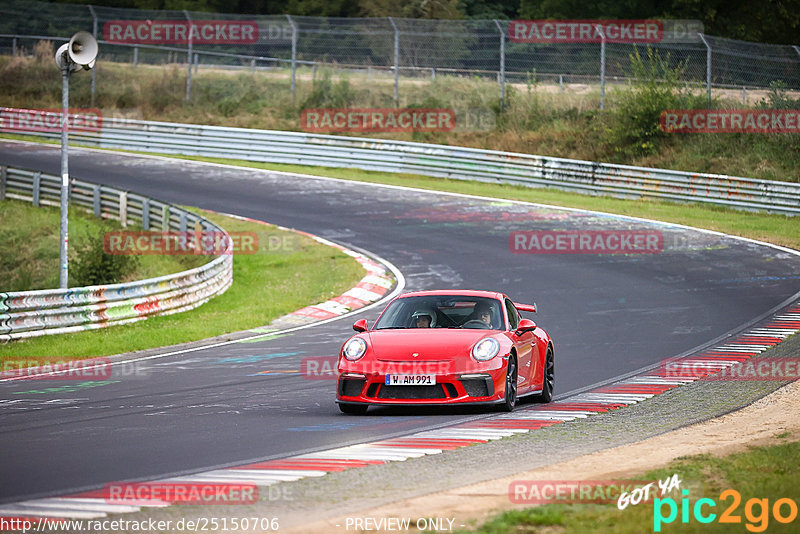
[2,141,800,504]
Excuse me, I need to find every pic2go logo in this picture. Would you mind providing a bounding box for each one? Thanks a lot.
[653,489,798,532]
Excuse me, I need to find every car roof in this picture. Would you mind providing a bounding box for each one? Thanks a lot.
[395,289,506,300]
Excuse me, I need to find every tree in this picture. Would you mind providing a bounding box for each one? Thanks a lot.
[358,0,466,19]
[518,0,800,45]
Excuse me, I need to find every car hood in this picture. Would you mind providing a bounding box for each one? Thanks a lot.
[367,329,496,361]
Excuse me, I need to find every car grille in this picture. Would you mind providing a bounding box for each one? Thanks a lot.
[339,378,365,397]
[377,384,447,399]
[460,378,492,397]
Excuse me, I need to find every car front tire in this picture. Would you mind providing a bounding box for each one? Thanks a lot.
[534,347,554,403]
[500,356,517,412]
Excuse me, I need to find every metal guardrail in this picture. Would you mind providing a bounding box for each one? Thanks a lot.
[0,165,233,341]
[2,109,798,215]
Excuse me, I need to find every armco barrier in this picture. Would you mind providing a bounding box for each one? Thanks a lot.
[2,108,799,215]
[0,165,233,341]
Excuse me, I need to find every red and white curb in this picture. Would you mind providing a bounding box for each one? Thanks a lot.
[214,213,394,328]
[286,238,393,322]
[2,304,798,523]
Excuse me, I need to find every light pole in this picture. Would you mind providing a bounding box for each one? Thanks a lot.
[54,31,98,288]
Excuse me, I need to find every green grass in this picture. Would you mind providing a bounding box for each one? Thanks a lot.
[0,208,366,361]
[171,156,800,252]
[459,440,800,533]
[0,198,205,291]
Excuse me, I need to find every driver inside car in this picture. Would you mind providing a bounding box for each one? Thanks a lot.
[411,308,436,328]
[462,302,495,328]
[475,303,493,327]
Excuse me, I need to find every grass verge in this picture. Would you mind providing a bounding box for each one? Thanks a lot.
[0,208,366,361]
[0,198,206,291]
[459,437,800,533]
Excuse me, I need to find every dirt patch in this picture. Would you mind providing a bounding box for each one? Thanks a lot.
[286,379,800,533]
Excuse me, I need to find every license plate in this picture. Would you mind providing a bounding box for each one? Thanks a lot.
[385,374,436,386]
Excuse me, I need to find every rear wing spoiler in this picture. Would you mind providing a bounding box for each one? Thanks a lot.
[513,302,537,313]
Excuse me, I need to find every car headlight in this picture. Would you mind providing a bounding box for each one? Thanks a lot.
[343,337,367,361]
[472,337,500,361]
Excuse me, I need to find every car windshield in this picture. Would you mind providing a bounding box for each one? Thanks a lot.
[374,296,504,330]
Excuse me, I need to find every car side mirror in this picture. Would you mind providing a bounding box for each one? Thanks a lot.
[514,318,537,336]
[353,319,368,332]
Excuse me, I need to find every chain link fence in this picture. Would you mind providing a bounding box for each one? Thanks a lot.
[1,0,799,107]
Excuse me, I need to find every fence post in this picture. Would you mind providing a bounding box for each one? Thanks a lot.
[93,185,101,217]
[119,191,128,228]
[162,205,170,231]
[88,5,98,105]
[0,166,6,201]
[142,197,150,230]
[184,10,193,101]
[133,45,138,68]
[594,25,606,111]
[699,33,712,108]
[32,172,41,207]
[388,17,399,107]
[179,211,187,249]
[286,15,297,99]
[12,37,17,57]
[494,20,506,108]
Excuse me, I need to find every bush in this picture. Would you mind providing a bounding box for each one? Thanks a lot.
[147,67,183,113]
[300,69,356,109]
[115,88,137,108]
[608,47,706,159]
[71,229,138,287]
[759,80,800,109]
[755,81,800,155]
[33,40,54,64]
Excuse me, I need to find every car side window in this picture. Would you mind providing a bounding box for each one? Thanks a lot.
[505,299,519,330]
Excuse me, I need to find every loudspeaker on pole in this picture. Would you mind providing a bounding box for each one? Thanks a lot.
[55,31,98,71]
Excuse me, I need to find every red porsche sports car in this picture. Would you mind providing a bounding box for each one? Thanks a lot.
[336,290,554,414]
